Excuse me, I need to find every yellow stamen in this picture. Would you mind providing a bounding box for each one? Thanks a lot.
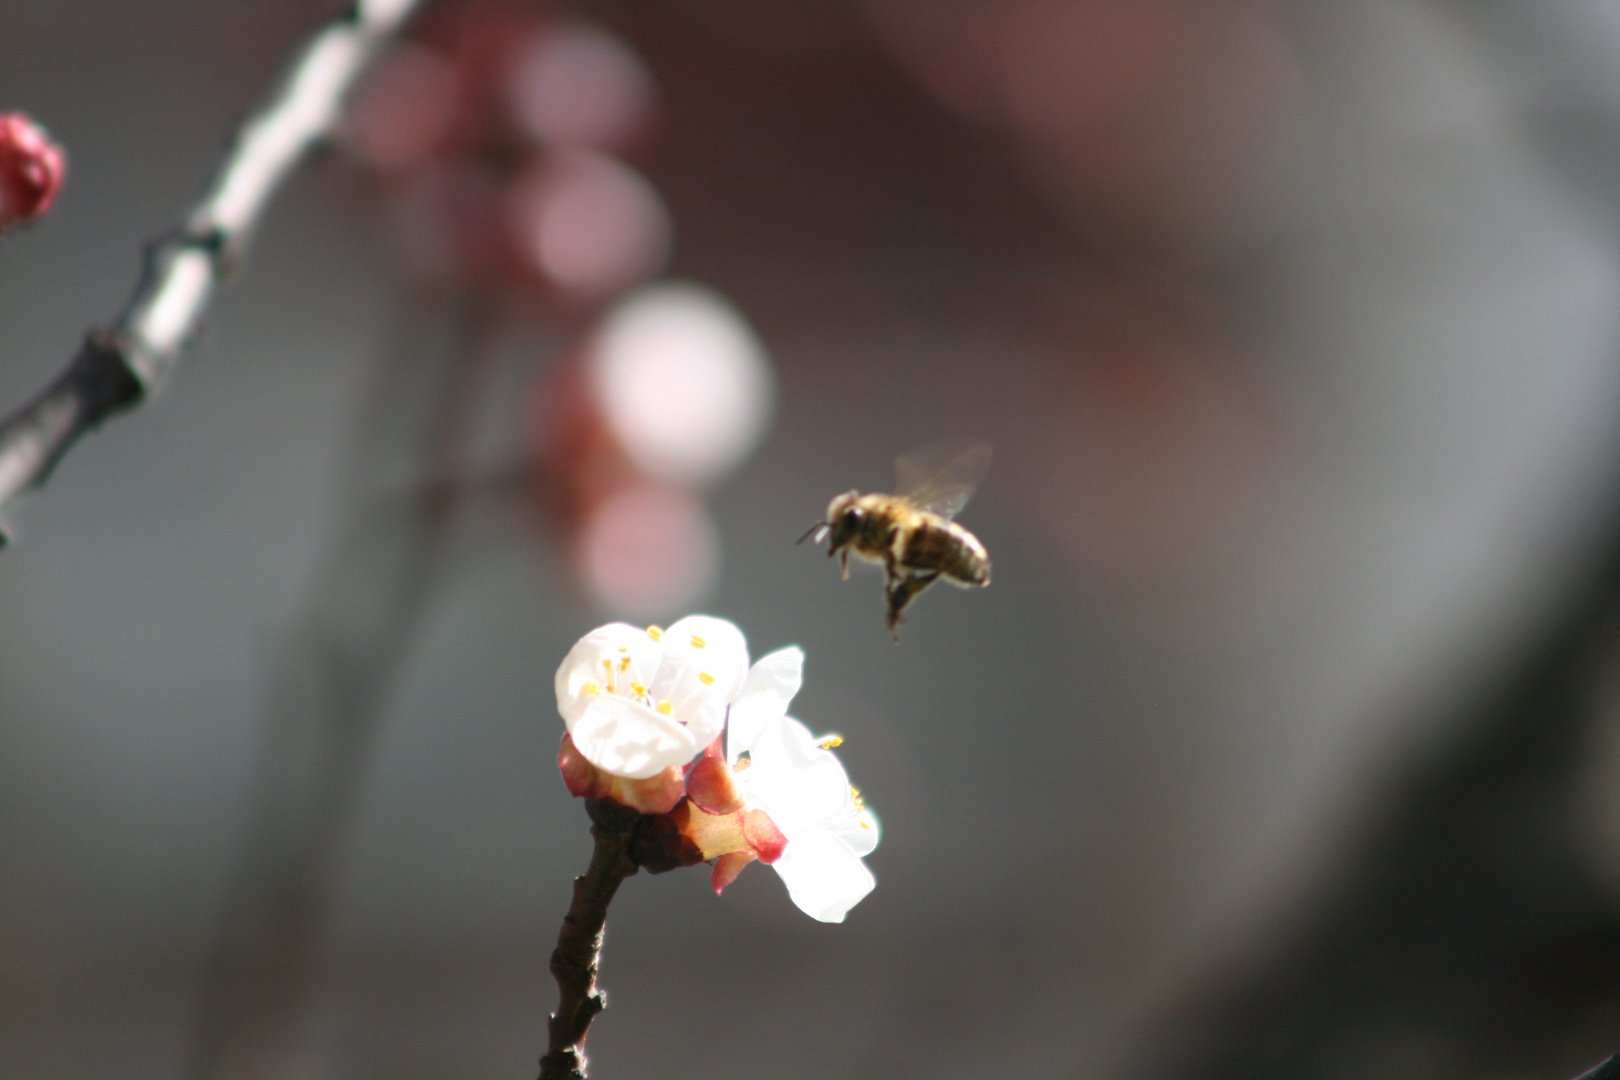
[656,701,672,715]
[582,681,601,696]
[630,682,648,698]
[602,658,615,693]
[618,646,628,653]
[698,671,715,686]
[647,625,663,641]
[619,656,632,672]
[690,634,706,649]
[849,785,864,810]
[861,821,871,829]
[733,757,752,772]
[819,735,844,749]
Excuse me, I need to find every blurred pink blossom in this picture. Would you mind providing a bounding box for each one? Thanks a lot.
[0,112,65,230]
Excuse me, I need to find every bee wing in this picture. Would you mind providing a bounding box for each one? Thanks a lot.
[893,439,992,520]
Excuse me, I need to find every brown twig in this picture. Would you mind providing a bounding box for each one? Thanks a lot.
[540,798,642,1080]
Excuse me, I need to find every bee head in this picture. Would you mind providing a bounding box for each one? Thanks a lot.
[824,490,864,553]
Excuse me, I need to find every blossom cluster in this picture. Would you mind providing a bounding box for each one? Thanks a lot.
[554,615,878,922]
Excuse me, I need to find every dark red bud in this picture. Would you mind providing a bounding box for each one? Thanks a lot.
[0,113,65,229]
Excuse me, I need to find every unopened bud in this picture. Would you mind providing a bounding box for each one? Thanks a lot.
[0,113,65,230]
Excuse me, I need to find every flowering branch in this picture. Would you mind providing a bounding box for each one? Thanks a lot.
[539,798,641,1080]
[0,0,424,542]
[540,618,881,1076]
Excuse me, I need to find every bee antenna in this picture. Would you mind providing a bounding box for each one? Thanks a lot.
[797,522,828,546]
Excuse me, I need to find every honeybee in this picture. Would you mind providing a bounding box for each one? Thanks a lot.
[800,440,993,640]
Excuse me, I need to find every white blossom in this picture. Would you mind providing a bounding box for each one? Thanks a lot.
[729,647,881,923]
[555,615,748,779]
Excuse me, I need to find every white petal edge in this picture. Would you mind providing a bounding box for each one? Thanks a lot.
[726,646,803,757]
[771,829,876,923]
[827,805,881,858]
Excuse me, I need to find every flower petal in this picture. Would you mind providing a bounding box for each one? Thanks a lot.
[555,622,661,725]
[771,829,876,923]
[661,615,750,701]
[726,646,803,758]
[740,716,853,836]
[569,694,704,778]
[825,804,881,858]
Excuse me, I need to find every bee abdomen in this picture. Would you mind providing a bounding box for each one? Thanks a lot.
[903,520,991,587]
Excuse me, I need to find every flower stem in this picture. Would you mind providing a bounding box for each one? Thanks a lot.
[540,799,641,1080]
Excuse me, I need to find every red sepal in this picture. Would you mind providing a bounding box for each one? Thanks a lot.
[710,851,755,894]
[556,733,684,814]
[741,809,787,864]
[685,736,743,815]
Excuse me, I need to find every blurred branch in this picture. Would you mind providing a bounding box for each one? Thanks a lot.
[539,799,640,1080]
[0,0,423,542]
[187,284,495,1080]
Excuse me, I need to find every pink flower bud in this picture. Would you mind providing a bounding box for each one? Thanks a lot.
[0,113,65,229]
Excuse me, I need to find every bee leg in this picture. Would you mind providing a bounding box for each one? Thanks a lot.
[840,549,850,580]
[885,570,939,641]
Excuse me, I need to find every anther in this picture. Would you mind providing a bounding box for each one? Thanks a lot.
[583,681,601,696]
[656,701,672,715]
[818,735,844,749]
[690,634,706,649]
[698,671,715,685]
[647,625,663,641]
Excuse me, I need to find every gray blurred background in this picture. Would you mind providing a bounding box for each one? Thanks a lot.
[5,1,1620,1078]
